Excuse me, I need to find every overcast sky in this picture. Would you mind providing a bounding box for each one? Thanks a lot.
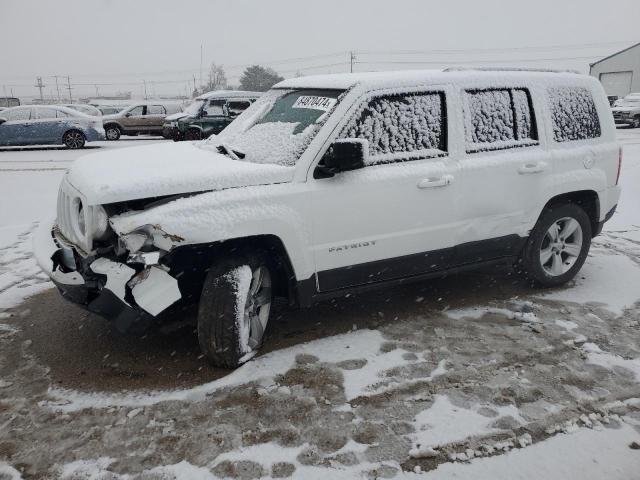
[1,0,639,99]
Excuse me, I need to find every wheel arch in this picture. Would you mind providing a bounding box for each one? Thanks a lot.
[165,234,300,307]
[541,190,600,237]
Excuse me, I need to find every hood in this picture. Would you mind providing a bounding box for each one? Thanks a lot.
[66,142,295,205]
[165,111,190,121]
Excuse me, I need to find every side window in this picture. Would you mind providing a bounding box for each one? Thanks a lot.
[227,100,251,116]
[204,99,226,117]
[35,107,59,119]
[4,108,31,121]
[463,88,538,152]
[548,87,601,142]
[128,106,144,116]
[147,105,166,115]
[340,91,447,165]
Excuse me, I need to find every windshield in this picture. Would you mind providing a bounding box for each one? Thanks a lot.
[207,88,344,166]
[184,99,205,116]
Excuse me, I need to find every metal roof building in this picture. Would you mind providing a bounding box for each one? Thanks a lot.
[590,42,640,98]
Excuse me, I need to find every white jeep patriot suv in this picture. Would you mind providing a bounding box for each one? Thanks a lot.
[34,69,621,368]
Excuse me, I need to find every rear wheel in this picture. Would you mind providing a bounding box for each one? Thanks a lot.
[197,252,273,368]
[184,129,203,141]
[63,130,86,149]
[105,125,121,141]
[633,116,640,129]
[519,203,591,287]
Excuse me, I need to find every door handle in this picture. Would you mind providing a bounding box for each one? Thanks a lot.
[417,175,454,189]
[518,161,547,174]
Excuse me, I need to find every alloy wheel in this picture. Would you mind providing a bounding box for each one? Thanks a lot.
[64,131,85,149]
[539,217,583,277]
[243,265,272,349]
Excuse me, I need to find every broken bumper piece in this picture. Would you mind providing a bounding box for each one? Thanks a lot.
[33,221,182,331]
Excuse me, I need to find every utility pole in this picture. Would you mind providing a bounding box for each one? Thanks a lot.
[199,44,203,91]
[192,75,197,95]
[53,76,61,102]
[142,80,148,100]
[66,76,72,102]
[94,84,100,97]
[349,51,356,73]
[35,76,46,102]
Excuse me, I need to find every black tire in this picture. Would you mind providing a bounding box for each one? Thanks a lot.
[63,130,86,149]
[105,124,121,141]
[519,203,592,287]
[633,116,640,129]
[184,129,203,141]
[197,252,273,368]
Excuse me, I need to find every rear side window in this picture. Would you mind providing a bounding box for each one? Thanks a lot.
[36,107,59,119]
[341,91,447,165]
[463,88,538,152]
[227,100,251,116]
[548,87,601,142]
[147,105,166,115]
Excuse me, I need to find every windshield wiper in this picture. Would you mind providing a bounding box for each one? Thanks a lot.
[216,143,246,160]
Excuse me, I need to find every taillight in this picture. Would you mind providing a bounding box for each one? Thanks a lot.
[616,146,622,185]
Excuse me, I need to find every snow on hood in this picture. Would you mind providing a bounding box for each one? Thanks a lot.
[165,111,190,121]
[66,142,295,205]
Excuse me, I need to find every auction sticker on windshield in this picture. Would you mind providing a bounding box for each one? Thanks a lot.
[292,96,337,111]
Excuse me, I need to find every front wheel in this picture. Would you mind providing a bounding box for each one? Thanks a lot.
[63,130,86,149]
[197,253,273,368]
[184,129,203,141]
[519,203,592,287]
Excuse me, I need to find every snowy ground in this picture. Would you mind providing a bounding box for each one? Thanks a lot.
[0,132,639,478]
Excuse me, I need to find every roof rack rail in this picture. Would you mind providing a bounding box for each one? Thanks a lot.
[443,67,581,74]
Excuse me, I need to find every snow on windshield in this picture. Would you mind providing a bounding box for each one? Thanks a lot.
[183,100,204,116]
[207,88,343,166]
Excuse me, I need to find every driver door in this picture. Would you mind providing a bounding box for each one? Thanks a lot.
[201,99,229,136]
[121,105,146,131]
[309,88,459,292]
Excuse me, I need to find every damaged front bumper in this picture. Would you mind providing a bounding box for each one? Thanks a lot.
[33,218,182,331]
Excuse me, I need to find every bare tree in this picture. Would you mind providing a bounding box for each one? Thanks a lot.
[206,63,227,92]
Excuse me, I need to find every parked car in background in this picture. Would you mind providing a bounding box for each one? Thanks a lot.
[96,105,127,116]
[102,102,183,140]
[34,69,620,367]
[607,95,619,106]
[0,97,20,108]
[164,91,260,141]
[612,93,640,127]
[63,104,102,117]
[0,105,104,148]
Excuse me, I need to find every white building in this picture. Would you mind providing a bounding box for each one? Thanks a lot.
[590,42,640,98]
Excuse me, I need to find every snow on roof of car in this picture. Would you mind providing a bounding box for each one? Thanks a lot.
[275,68,588,91]
[196,90,262,100]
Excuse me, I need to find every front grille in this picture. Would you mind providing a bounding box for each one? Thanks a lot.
[56,179,91,254]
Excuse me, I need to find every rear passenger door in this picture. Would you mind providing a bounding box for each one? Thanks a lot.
[452,86,550,263]
[144,105,167,131]
[310,88,458,292]
[33,107,63,143]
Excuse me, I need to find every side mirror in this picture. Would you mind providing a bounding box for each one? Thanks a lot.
[125,112,132,117]
[315,139,368,179]
[0,117,6,125]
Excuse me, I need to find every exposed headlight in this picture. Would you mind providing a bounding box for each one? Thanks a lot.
[92,205,109,240]
[77,204,109,241]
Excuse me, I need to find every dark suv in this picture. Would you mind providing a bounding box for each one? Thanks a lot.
[164,91,261,141]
